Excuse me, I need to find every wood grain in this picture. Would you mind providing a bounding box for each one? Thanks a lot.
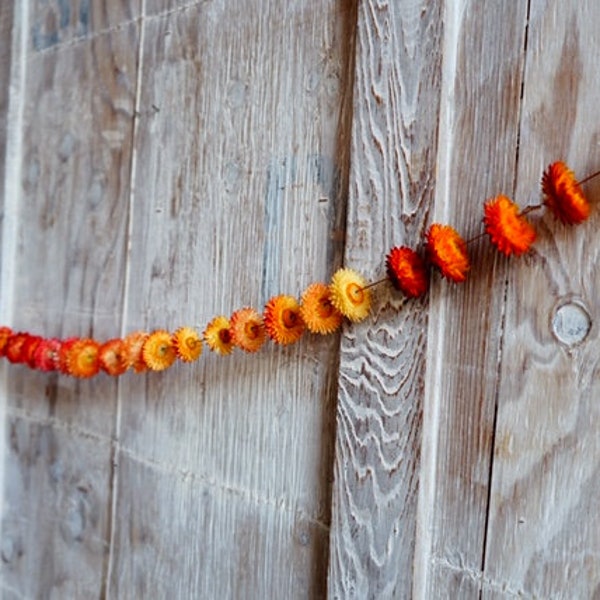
[327,1,443,597]
[418,1,530,596]
[0,4,139,596]
[483,2,600,597]
[108,1,356,597]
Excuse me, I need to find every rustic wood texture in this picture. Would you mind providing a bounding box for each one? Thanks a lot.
[327,0,444,597]
[482,1,600,597]
[1,0,356,597]
[109,2,356,597]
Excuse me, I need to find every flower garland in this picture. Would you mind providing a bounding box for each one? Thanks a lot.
[0,161,595,378]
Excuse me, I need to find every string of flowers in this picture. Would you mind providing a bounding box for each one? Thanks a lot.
[0,161,595,379]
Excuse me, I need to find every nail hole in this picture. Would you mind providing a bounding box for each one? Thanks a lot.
[551,299,592,347]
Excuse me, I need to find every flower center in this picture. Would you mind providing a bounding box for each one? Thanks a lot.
[347,283,364,305]
[282,309,298,328]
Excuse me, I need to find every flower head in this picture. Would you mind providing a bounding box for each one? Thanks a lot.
[264,295,305,345]
[203,316,234,355]
[66,338,101,378]
[33,338,61,372]
[542,161,590,224]
[299,282,343,334]
[230,308,265,353]
[99,339,129,376]
[142,330,177,371]
[122,331,149,373]
[385,246,429,298]
[0,327,13,357]
[483,195,536,256]
[21,335,43,368]
[173,327,203,362]
[426,224,470,282]
[5,332,30,364]
[329,268,371,322]
[58,338,79,374]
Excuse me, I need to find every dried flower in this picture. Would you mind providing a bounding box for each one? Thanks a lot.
[329,268,371,322]
[66,338,101,378]
[5,332,30,364]
[99,339,129,376]
[483,195,536,256]
[230,308,265,353]
[0,327,12,357]
[33,338,61,372]
[58,338,79,374]
[299,282,343,334]
[203,316,234,355]
[142,330,177,371]
[21,335,43,368]
[542,161,591,224]
[173,327,203,362]
[122,331,149,373]
[264,295,305,345]
[385,246,429,298]
[426,224,470,282]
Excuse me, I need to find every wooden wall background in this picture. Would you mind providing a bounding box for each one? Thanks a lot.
[0,1,598,598]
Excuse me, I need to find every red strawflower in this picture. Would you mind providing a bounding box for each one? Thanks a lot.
[425,224,470,283]
[33,338,61,372]
[385,246,429,297]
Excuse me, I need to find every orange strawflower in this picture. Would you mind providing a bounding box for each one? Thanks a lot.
[66,338,101,378]
[299,282,343,334]
[122,331,149,373]
[34,338,61,372]
[142,330,177,371]
[203,316,234,355]
[57,338,78,374]
[0,326,12,357]
[542,161,591,224]
[483,195,536,256]
[230,308,265,353]
[386,246,429,298]
[173,327,203,362]
[329,268,371,322]
[426,224,470,283]
[264,295,305,345]
[99,339,129,376]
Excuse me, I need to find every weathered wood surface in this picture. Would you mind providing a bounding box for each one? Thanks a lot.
[0,0,355,597]
[329,0,600,599]
[2,0,600,598]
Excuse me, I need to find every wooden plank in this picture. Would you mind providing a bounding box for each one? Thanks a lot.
[418,1,531,596]
[108,1,356,596]
[482,2,600,597]
[0,3,140,595]
[327,1,444,597]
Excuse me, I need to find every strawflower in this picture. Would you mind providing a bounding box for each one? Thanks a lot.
[203,316,234,355]
[99,339,129,376]
[33,338,61,372]
[66,338,101,378]
[426,224,470,282]
[0,327,12,357]
[5,333,31,364]
[122,331,149,373]
[329,268,371,322]
[230,308,265,353]
[264,295,305,345]
[299,282,343,334]
[385,246,429,298]
[142,330,177,371]
[483,195,536,256]
[173,327,203,362]
[542,161,590,224]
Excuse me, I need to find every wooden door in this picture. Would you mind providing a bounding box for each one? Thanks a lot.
[1,1,599,598]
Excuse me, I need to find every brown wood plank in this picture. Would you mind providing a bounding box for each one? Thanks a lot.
[0,3,140,596]
[417,1,531,596]
[482,2,600,597]
[327,1,444,597]
[108,1,356,596]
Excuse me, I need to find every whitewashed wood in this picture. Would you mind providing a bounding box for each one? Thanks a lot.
[416,1,531,597]
[109,1,355,597]
[327,1,444,597]
[482,2,600,597]
[0,2,140,596]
